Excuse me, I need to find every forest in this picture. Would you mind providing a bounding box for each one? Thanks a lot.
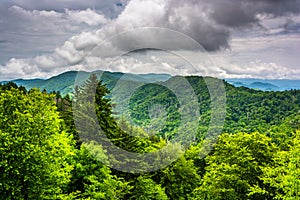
[0,74,299,200]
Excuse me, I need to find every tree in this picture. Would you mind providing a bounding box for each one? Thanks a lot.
[254,130,300,199]
[192,132,277,200]
[73,73,118,143]
[128,176,168,200]
[67,143,129,199]
[0,82,26,93]
[57,93,82,148]
[73,74,164,159]
[156,156,201,200]
[0,88,75,199]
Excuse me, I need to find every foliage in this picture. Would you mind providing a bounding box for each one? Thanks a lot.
[1,75,300,199]
[0,88,75,199]
[128,176,168,200]
[251,130,300,199]
[158,156,201,200]
[191,132,278,200]
[67,144,129,199]
[126,76,300,140]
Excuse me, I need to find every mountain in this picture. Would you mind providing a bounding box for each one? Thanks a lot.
[226,78,300,91]
[1,70,171,96]
[2,71,300,95]
[249,82,280,91]
[1,71,300,140]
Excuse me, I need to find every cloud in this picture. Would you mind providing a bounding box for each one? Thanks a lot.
[1,0,300,80]
[65,9,108,26]
[3,0,299,63]
[207,0,300,27]
[0,5,110,63]
[220,61,300,79]
[6,5,109,30]
[1,0,128,17]
[0,58,39,79]
[49,0,300,52]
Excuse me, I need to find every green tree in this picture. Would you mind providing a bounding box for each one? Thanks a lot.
[67,143,129,199]
[0,88,75,199]
[192,132,277,200]
[0,82,26,93]
[156,156,201,200]
[128,176,168,200]
[57,93,82,148]
[253,130,300,199]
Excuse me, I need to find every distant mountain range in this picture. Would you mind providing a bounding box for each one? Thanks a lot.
[225,78,300,91]
[1,71,300,95]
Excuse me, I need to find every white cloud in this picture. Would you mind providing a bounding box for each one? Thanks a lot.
[209,56,300,79]
[9,5,108,30]
[0,58,39,79]
[65,8,109,26]
[224,61,300,79]
[115,0,165,27]
[55,40,84,65]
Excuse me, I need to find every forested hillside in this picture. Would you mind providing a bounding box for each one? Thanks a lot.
[119,76,300,140]
[0,74,299,199]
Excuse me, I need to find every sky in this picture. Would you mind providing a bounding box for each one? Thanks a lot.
[0,0,300,80]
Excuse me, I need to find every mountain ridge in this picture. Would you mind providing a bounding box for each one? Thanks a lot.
[225,78,300,91]
[0,70,172,96]
[1,71,300,95]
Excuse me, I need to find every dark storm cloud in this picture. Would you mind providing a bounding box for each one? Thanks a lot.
[152,0,300,51]
[282,19,300,33]
[252,0,300,15]
[209,0,300,27]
